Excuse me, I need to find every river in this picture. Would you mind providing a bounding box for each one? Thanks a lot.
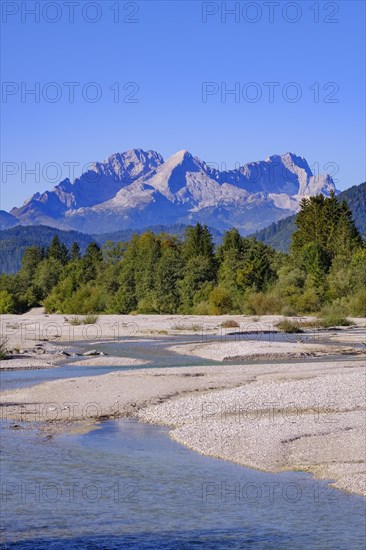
[1,334,365,548]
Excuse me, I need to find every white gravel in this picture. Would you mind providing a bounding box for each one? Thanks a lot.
[169,340,336,361]
[69,356,150,367]
[138,363,366,496]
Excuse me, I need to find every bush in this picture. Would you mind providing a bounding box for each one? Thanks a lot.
[62,286,107,314]
[192,301,210,315]
[294,316,354,329]
[348,289,366,317]
[43,275,78,313]
[317,316,354,328]
[296,285,323,313]
[221,319,240,328]
[209,287,233,315]
[281,305,298,317]
[321,302,348,318]
[171,322,201,332]
[276,319,303,333]
[0,337,8,360]
[246,292,281,315]
[0,290,15,314]
[317,303,355,326]
[67,314,99,325]
[137,296,159,314]
[83,314,99,325]
[67,316,83,326]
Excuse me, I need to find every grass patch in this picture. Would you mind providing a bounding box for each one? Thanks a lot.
[67,316,83,326]
[83,314,99,325]
[171,322,201,332]
[221,320,240,328]
[296,317,355,329]
[276,319,304,333]
[66,315,99,326]
[317,316,354,328]
[0,337,8,360]
[294,319,322,329]
[281,306,297,317]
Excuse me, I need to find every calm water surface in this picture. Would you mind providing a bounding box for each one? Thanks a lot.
[1,419,365,549]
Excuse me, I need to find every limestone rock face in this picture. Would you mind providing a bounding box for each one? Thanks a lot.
[9,149,337,234]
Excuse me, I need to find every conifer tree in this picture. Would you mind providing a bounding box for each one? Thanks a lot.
[70,242,81,262]
[48,235,69,264]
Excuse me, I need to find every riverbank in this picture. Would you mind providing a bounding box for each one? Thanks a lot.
[138,361,365,496]
[168,340,362,361]
[1,311,365,496]
[1,309,364,369]
[1,355,365,496]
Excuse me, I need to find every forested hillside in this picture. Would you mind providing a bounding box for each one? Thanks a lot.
[253,182,366,251]
[0,224,223,274]
[339,182,366,232]
[0,226,96,274]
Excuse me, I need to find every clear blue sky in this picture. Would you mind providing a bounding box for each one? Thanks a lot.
[1,0,365,211]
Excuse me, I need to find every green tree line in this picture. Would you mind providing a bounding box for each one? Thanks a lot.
[1,192,365,316]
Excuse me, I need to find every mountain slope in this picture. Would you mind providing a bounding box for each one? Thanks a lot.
[253,182,366,251]
[0,226,96,274]
[0,210,19,230]
[10,149,164,227]
[339,182,366,233]
[9,149,337,234]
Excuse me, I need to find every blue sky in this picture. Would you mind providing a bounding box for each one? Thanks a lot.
[1,0,365,211]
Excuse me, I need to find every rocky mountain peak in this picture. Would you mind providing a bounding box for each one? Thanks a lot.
[9,149,337,235]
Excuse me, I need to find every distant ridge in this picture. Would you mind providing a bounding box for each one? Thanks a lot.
[0,210,19,230]
[0,226,96,274]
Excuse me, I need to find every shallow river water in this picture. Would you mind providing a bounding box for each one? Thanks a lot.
[2,419,365,549]
[2,330,364,391]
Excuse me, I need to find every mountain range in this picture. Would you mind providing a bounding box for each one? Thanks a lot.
[3,148,336,234]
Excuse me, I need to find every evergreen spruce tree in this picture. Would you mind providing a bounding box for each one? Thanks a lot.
[81,243,103,282]
[47,235,69,264]
[70,242,81,262]
[155,241,183,313]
